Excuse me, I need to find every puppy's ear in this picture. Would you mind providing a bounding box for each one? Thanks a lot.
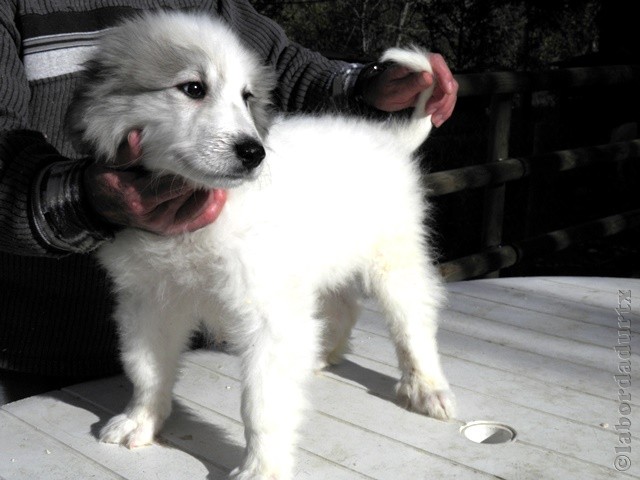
[65,60,129,162]
[248,65,277,140]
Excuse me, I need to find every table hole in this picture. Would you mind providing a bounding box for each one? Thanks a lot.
[460,421,517,444]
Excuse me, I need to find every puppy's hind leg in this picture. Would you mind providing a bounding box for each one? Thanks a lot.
[317,286,361,369]
[368,237,455,421]
[100,294,195,448]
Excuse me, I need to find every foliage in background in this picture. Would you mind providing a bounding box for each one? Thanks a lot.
[251,1,640,278]
[252,0,601,71]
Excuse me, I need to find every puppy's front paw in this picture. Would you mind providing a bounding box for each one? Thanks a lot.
[99,413,156,448]
[396,375,456,420]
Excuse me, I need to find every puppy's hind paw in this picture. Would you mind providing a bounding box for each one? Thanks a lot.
[99,413,156,448]
[229,466,278,480]
[396,376,456,421]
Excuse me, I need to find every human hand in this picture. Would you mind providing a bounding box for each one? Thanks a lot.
[83,130,227,235]
[363,53,458,127]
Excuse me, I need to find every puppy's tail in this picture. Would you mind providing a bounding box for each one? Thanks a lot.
[380,46,435,152]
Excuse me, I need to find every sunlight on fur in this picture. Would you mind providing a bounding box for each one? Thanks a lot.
[67,11,455,480]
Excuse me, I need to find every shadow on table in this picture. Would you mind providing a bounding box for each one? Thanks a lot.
[326,358,398,404]
[59,378,243,479]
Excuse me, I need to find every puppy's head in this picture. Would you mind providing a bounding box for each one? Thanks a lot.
[66,11,275,188]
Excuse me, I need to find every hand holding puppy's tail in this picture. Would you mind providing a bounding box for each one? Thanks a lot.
[380,46,435,152]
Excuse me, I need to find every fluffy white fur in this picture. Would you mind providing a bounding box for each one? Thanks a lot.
[68,12,455,480]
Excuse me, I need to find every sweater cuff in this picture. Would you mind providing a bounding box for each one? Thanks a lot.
[332,63,364,99]
[31,159,115,254]
[351,61,391,103]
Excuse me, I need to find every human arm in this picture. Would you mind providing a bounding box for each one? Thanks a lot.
[0,1,105,257]
[4,0,339,256]
[1,0,232,256]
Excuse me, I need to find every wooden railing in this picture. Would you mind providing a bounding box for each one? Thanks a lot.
[429,65,640,281]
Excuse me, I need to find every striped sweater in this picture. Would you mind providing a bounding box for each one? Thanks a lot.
[0,0,362,377]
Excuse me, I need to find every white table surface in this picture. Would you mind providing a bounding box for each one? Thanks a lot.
[1,276,638,479]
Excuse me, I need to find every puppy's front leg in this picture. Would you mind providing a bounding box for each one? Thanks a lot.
[230,309,319,480]
[100,295,194,448]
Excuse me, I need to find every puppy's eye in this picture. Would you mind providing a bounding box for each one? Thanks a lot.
[242,89,254,104]
[179,82,206,99]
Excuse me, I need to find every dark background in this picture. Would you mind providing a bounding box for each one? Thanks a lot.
[254,0,640,279]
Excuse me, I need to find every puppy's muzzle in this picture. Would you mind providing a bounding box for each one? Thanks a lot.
[235,138,266,170]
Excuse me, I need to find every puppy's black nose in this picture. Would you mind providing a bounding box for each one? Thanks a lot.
[235,139,265,170]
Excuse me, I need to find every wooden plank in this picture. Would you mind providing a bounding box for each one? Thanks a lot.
[0,410,122,480]
[176,358,492,479]
[456,66,640,97]
[356,301,630,400]
[533,275,640,290]
[444,291,632,346]
[164,398,371,480]
[541,276,639,309]
[67,372,372,479]
[187,350,631,479]
[438,310,637,370]
[446,278,640,333]
[459,277,640,314]
[3,392,225,480]
[338,328,628,471]
[387,341,631,421]
[322,355,638,479]
[185,353,494,478]
[439,327,625,400]
[3,276,635,479]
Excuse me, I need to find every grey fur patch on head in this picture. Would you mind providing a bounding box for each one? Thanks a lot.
[66,11,276,186]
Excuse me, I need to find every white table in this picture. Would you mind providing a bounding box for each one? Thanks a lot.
[1,277,638,479]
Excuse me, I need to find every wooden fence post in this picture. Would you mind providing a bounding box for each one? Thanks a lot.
[481,93,513,277]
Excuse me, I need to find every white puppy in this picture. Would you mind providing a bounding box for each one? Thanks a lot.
[67,11,455,480]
